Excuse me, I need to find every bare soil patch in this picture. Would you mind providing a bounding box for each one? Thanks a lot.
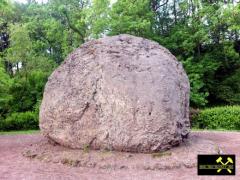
[23,133,220,171]
[0,131,239,180]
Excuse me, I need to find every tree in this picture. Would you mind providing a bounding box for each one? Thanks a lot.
[108,0,154,38]
[49,0,89,44]
[0,60,12,120]
[0,0,240,127]
[86,0,110,38]
[5,24,32,74]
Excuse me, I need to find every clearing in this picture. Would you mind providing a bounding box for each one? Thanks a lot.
[0,131,239,180]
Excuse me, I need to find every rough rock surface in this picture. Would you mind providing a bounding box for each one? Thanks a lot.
[40,34,190,153]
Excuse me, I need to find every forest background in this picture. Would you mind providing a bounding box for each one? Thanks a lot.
[1,0,240,130]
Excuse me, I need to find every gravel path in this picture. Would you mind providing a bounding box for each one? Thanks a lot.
[0,131,239,180]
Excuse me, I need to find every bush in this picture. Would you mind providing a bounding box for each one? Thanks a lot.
[189,107,200,126]
[9,70,48,113]
[192,106,240,130]
[0,111,38,131]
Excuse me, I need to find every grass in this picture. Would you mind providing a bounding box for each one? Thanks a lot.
[61,158,80,167]
[0,130,40,135]
[152,151,172,158]
[191,128,240,132]
[83,144,90,153]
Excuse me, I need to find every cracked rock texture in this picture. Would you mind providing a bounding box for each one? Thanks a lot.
[40,34,190,153]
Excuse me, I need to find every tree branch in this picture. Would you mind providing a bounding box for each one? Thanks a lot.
[151,0,169,12]
[62,10,85,43]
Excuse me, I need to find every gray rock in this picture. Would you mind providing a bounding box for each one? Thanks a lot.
[40,34,190,153]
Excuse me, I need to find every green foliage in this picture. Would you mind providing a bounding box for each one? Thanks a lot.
[182,57,209,107]
[214,69,240,104]
[6,24,32,65]
[86,0,110,38]
[192,106,240,130]
[0,61,12,120]
[0,0,13,24]
[0,130,39,135]
[0,111,38,131]
[9,70,49,112]
[109,0,154,38]
[1,0,240,130]
[49,0,89,44]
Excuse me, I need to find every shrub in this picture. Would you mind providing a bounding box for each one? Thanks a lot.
[189,107,200,126]
[9,70,48,113]
[192,106,240,130]
[0,111,38,131]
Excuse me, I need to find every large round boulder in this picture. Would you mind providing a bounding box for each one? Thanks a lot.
[40,34,190,153]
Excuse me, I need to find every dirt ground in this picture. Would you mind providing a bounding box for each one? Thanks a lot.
[0,131,239,180]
